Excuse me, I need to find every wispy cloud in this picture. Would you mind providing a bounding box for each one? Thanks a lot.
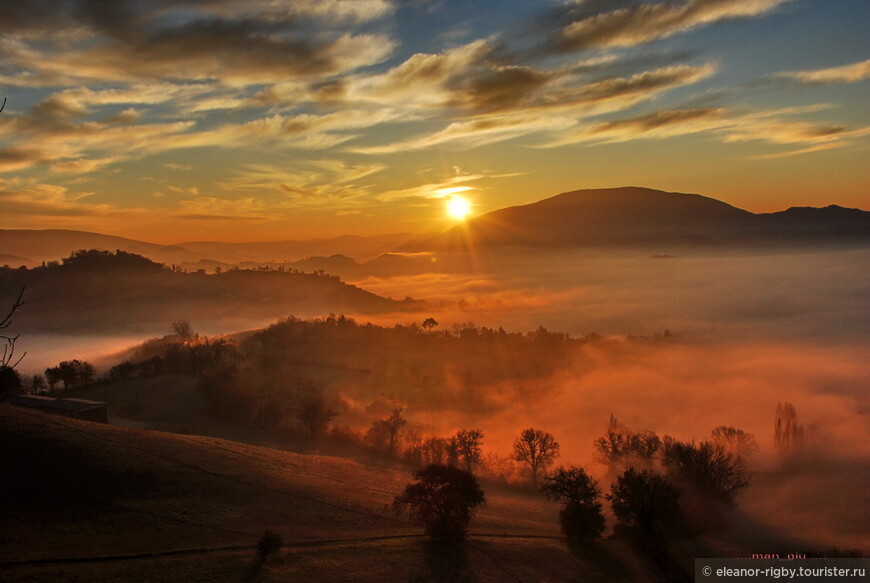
[775,59,870,85]
[540,104,870,157]
[353,63,716,153]
[548,0,792,52]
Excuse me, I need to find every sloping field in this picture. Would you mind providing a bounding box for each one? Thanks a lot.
[0,405,664,582]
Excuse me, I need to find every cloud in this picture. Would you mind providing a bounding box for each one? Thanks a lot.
[0,178,112,217]
[0,110,195,174]
[549,0,792,52]
[776,59,870,85]
[0,1,396,87]
[540,103,870,156]
[50,156,126,174]
[353,63,716,153]
[158,109,418,153]
[221,160,386,204]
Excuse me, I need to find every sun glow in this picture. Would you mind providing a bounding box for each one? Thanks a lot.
[446,196,472,220]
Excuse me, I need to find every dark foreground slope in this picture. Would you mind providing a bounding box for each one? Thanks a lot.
[0,405,668,582]
[403,187,870,252]
[0,250,411,334]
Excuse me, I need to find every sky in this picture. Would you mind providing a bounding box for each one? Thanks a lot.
[0,0,867,243]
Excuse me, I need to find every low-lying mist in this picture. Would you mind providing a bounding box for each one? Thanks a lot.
[356,247,870,343]
[11,246,867,551]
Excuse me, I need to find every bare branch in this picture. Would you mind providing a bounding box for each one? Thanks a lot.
[0,286,26,371]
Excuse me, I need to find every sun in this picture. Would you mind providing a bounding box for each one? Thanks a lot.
[446,196,472,221]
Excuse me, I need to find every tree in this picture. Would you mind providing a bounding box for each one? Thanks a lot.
[1,287,25,397]
[607,468,682,536]
[593,429,661,468]
[171,319,195,340]
[661,438,749,504]
[774,401,804,456]
[541,466,605,540]
[513,428,560,488]
[44,366,61,390]
[393,464,486,542]
[46,359,96,391]
[297,392,338,439]
[0,366,22,397]
[711,426,758,460]
[421,436,447,465]
[422,317,439,333]
[452,429,484,473]
[366,408,407,457]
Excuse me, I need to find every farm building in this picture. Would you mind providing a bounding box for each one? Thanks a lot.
[4,394,109,423]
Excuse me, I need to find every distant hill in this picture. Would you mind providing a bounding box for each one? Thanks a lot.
[176,233,416,263]
[0,250,413,334]
[0,229,195,265]
[0,229,417,266]
[402,187,870,251]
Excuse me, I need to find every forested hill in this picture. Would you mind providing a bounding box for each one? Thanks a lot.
[0,249,412,334]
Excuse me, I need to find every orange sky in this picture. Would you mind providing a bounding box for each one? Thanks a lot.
[0,0,867,243]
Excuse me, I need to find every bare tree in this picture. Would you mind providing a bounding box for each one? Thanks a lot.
[711,426,758,460]
[171,319,195,340]
[513,428,560,488]
[1,287,26,379]
[452,429,484,473]
[661,438,749,504]
[366,408,407,457]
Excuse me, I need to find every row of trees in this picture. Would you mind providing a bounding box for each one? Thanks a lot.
[392,419,753,548]
[44,360,96,391]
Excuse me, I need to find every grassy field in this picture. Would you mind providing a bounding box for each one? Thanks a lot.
[0,404,678,582]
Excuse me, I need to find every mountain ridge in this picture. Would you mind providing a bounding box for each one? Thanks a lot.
[402,186,869,252]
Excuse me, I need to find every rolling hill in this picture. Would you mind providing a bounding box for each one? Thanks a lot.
[0,229,416,267]
[402,187,870,252]
[0,404,667,582]
[0,250,414,334]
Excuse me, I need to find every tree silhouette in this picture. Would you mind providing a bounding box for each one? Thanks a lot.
[451,429,483,473]
[541,466,605,540]
[297,392,338,439]
[1,287,25,385]
[661,438,748,504]
[774,401,804,456]
[393,464,485,542]
[512,428,560,488]
[607,467,682,537]
[45,359,96,391]
[422,317,439,333]
[366,408,407,457]
[171,319,195,340]
[593,429,661,468]
[710,426,758,460]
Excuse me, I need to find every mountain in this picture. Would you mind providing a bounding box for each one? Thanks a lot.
[402,187,869,252]
[0,250,414,334]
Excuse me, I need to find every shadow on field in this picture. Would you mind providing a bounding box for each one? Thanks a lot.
[410,540,474,583]
[568,540,633,581]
